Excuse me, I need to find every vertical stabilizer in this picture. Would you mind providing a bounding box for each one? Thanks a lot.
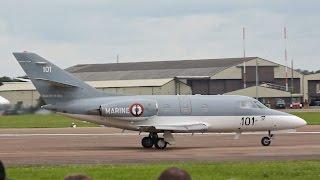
[13,52,106,105]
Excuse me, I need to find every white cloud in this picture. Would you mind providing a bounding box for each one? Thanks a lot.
[0,0,319,77]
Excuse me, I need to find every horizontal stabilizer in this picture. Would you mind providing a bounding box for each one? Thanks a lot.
[34,78,78,88]
[35,62,48,65]
[138,123,208,132]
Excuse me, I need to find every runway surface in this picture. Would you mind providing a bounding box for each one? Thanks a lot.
[0,126,320,166]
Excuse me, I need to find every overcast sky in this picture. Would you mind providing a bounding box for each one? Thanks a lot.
[0,0,319,77]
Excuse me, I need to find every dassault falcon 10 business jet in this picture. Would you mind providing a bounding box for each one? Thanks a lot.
[13,52,307,149]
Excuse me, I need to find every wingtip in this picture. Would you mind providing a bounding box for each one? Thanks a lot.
[0,96,10,105]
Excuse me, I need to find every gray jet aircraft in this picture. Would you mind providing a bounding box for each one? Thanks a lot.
[13,52,307,149]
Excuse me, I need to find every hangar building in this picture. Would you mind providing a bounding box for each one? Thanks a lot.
[67,57,303,94]
[0,57,307,108]
[303,73,320,102]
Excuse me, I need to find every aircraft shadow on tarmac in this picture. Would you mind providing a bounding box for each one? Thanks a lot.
[56,144,263,151]
[55,146,215,151]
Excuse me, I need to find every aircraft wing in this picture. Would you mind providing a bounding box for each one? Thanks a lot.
[137,123,208,132]
[0,96,10,105]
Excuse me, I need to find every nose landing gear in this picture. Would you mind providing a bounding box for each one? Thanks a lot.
[141,132,169,149]
[261,130,274,146]
[261,136,271,146]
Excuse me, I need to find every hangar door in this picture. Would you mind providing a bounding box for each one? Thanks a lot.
[178,96,192,115]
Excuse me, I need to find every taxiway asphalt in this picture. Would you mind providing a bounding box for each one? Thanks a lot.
[0,126,319,166]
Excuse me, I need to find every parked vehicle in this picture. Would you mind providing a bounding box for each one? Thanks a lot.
[275,99,286,109]
[290,102,303,109]
[310,100,320,106]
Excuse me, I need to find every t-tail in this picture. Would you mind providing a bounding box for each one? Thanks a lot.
[13,52,107,105]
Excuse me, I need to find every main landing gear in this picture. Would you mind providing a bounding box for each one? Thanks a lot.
[261,130,274,146]
[141,132,169,149]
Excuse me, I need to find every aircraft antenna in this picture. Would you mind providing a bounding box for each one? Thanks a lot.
[291,59,294,103]
[255,57,259,99]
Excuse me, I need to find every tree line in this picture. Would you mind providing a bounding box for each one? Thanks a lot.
[295,69,320,75]
[0,76,28,85]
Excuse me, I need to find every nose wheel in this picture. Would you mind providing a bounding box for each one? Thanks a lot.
[141,133,168,149]
[261,130,274,146]
[261,136,271,146]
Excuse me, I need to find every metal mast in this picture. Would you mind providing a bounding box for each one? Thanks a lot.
[116,54,119,63]
[284,27,288,91]
[242,27,247,88]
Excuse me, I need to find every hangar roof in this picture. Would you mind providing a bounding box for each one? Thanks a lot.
[0,82,35,91]
[224,86,302,98]
[89,78,173,88]
[304,73,320,81]
[67,57,257,81]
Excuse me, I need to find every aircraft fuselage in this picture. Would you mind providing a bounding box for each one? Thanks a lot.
[50,95,306,133]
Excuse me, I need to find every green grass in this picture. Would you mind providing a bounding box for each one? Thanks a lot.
[291,112,320,125]
[5,161,320,180]
[0,114,98,128]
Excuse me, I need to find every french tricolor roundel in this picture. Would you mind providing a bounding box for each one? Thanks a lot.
[129,103,144,117]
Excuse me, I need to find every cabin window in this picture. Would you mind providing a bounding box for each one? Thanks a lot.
[163,104,170,111]
[201,104,208,112]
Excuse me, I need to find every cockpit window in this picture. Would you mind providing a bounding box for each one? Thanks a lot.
[240,100,267,109]
[254,100,267,109]
[240,101,257,109]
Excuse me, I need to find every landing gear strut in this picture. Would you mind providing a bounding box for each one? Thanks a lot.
[261,130,274,146]
[141,132,168,149]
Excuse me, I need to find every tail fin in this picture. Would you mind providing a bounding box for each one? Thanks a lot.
[13,52,106,105]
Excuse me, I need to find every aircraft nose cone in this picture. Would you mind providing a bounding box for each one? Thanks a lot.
[293,116,307,128]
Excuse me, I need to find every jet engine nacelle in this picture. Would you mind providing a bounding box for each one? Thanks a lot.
[100,99,158,120]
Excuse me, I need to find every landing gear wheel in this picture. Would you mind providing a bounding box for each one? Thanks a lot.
[155,138,167,149]
[261,136,271,146]
[141,137,154,148]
